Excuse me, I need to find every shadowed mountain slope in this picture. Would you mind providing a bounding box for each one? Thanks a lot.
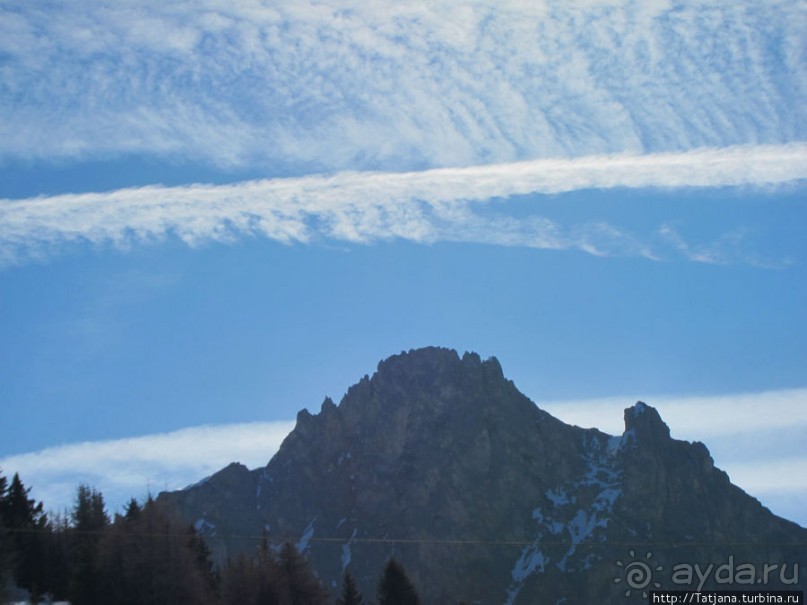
[160,347,805,604]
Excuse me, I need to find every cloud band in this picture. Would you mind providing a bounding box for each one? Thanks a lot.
[2,144,805,266]
[0,421,295,515]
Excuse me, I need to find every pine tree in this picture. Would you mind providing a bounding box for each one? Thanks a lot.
[42,512,72,600]
[68,484,108,605]
[276,541,330,605]
[0,470,9,600]
[95,496,217,605]
[337,570,364,605]
[123,497,142,523]
[188,520,218,596]
[219,540,330,605]
[376,559,421,605]
[220,551,277,605]
[0,473,49,601]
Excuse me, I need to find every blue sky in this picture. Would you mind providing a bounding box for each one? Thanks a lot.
[0,0,805,526]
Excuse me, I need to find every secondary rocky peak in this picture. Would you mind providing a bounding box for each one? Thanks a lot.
[623,400,671,444]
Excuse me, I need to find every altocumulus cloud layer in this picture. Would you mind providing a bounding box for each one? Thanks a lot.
[2,144,806,266]
[1,392,804,525]
[2,0,805,266]
[0,0,804,170]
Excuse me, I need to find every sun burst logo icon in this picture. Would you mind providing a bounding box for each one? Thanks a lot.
[614,550,663,598]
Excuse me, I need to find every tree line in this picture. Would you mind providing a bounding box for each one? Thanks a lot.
[0,469,427,605]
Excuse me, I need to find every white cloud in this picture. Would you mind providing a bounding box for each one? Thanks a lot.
[1,144,805,266]
[0,0,804,170]
[0,421,295,515]
[540,387,807,438]
[727,458,807,493]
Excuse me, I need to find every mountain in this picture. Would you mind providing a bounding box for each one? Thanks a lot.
[159,347,806,604]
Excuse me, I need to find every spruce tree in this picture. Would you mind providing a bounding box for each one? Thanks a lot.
[276,541,330,605]
[376,559,421,605]
[68,484,108,605]
[187,521,218,596]
[219,554,257,605]
[0,473,49,601]
[95,496,217,605]
[0,470,9,600]
[220,542,284,605]
[337,570,364,605]
[42,512,72,600]
[123,498,142,523]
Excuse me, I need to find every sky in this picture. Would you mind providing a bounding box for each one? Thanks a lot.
[0,0,805,527]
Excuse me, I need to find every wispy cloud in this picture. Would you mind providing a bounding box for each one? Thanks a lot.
[0,422,295,516]
[540,387,807,438]
[0,0,803,170]
[2,144,805,266]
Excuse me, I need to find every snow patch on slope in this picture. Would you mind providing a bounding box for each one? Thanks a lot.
[194,518,217,536]
[341,528,358,573]
[506,431,624,597]
[297,517,316,554]
[505,543,547,605]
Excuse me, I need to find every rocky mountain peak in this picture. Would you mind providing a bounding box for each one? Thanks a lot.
[160,348,806,604]
[358,346,506,408]
[321,347,524,447]
[373,346,504,382]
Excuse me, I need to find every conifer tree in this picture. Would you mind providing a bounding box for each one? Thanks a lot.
[188,520,218,596]
[376,559,421,605]
[219,554,255,605]
[68,484,108,605]
[95,496,217,605]
[276,541,330,605]
[337,570,364,605]
[122,497,142,522]
[0,473,49,601]
[0,470,9,600]
[220,551,279,605]
[42,512,72,600]
[97,498,215,605]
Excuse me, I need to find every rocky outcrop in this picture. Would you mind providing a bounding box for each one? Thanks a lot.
[159,347,805,604]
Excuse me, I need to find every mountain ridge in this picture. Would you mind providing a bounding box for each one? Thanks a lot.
[160,347,805,604]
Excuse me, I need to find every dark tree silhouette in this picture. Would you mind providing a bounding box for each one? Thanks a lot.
[337,570,364,605]
[219,540,330,605]
[43,512,71,600]
[95,496,217,605]
[0,472,49,601]
[276,541,330,605]
[68,484,108,605]
[377,558,421,605]
[0,470,10,599]
[220,551,281,605]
